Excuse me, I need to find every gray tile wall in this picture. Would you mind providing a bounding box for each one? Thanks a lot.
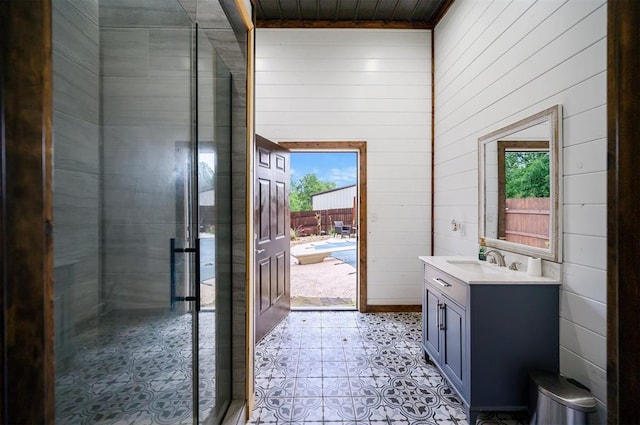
[230,68,247,400]
[52,0,101,365]
[100,24,193,311]
[99,0,191,28]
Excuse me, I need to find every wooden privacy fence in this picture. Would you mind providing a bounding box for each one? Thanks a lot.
[291,208,354,236]
[504,197,550,248]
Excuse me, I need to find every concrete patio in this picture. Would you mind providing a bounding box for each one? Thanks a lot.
[290,238,357,308]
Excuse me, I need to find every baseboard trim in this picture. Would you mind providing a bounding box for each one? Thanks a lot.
[364,305,421,313]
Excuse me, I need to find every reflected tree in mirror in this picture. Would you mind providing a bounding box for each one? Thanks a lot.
[505,151,549,198]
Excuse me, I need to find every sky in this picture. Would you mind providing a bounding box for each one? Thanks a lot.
[290,152,357,187]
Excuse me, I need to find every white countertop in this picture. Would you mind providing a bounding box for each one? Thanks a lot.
[419,256,561,285]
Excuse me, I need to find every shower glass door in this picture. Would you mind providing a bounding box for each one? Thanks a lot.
[196,25,233,422]
[52,1,226,423]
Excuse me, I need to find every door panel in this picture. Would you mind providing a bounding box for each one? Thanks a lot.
[258,179,271,240]
[255,135,291,342]
[258,259,271,313]
[275,251,287,300]
[276,180,286,236]
[443,300,465,390]
[424,287,441,358]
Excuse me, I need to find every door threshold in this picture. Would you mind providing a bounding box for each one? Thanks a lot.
[291,305,357,312]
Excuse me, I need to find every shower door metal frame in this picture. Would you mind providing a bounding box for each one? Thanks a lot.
[169,24,203,424]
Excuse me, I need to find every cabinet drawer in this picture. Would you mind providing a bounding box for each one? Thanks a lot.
[425,264,467,307]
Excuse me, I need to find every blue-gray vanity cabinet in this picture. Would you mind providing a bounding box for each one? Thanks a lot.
[421,262,560,424]
[422,265,467,399]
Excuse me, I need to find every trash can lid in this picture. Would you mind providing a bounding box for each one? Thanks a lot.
[530,370,597,412]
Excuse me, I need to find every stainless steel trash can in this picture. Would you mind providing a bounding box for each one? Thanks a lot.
[529,370,597,425]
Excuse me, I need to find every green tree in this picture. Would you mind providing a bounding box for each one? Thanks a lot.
[505,151,550,198]
[290,173,336,212]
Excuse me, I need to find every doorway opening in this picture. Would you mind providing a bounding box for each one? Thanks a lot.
[279,142,367,312]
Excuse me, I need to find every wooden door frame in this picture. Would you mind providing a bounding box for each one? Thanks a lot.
[278,141,367,312]
[607,1,640,423]
[0,1,54,423]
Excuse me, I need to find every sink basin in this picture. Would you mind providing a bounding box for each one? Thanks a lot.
[419,256,560,285]
[446,260,508,274]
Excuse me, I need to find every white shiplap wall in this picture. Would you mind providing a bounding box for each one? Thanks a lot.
[434,0,607,421]
[255,29,432,305]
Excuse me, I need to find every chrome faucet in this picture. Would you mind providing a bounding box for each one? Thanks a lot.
[485,250,506,267]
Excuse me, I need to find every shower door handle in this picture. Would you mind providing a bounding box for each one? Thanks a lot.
[170,238,201,311]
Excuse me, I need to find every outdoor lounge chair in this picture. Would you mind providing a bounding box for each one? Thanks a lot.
[333,221,351,238]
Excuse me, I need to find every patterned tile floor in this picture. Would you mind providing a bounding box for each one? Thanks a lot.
[55,312,216,425]
[250,312,528,425]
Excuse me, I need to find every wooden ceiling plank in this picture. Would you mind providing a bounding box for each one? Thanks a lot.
[335,0,358,20]
[427,0,453,26]
[408,0,422,22]
[255,0,266,19]
[420,0,437,21]
[357,0,379,20]
[389,0,402,21]
[372,0,381,20]
[276,0,283,20]
[254,0,450,27]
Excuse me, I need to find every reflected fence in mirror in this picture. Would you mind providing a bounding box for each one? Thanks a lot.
[478,105,562,262]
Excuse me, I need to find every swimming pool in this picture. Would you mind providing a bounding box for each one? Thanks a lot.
[312,240,357,268]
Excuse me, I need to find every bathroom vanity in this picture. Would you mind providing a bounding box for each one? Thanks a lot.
[419,256,560,424]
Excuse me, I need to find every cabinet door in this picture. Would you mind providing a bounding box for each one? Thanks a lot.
[442,298,465,392]
[423,285,441,360]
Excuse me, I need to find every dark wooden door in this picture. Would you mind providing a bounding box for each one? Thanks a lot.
[255,135,290,342]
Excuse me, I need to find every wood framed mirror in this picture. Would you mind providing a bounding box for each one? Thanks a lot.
[478,105,562,262]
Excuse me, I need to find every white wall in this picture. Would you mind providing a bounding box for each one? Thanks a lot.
[255,29,432,305]
[434,0,607,421]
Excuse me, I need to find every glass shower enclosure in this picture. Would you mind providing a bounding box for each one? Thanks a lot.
[52,0,232,423]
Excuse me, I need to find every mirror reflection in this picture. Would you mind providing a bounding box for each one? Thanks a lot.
[479,105,561,262]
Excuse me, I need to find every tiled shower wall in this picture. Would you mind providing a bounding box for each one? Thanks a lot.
[99,5,193,311]
[52,0,101,364]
